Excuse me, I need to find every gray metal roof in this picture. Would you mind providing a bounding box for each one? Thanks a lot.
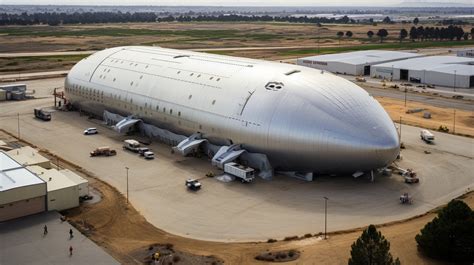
[299,50,422,65]
[0,151,44,192]
[374,56,474,76]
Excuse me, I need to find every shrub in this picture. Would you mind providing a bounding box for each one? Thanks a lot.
[267,238,277,243]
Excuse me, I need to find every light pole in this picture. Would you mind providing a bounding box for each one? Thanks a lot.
[404,87,407,107]
[453,70,457,92]
[323,196,328,240]
[399,116,402,142]
[17,113,20,139]
[125,166,129,204]
[453,109,456,134]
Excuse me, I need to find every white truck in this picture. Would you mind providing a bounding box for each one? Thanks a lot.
[420,129,434,143]
[123,139,141,152]
[224,162,256,183]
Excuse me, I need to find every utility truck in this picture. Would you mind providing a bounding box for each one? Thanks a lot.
[123,139,141,152]
[224,162,256,183]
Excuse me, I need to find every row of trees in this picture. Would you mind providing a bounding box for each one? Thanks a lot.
[408,25,472,41]
[347,200,473,264]
[0,12,360,26]
[337,26,473,43]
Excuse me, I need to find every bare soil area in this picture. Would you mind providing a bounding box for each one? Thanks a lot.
[376,96,474,137]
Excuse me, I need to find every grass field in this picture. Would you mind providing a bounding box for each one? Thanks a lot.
[0,54,89,73]
[1,22,472,73]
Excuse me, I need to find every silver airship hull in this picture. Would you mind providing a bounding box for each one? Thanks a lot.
[65,46,399,174]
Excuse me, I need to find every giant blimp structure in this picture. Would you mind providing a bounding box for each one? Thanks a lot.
[65,46,399,178]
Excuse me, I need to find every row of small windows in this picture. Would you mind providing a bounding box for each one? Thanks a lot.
[177,70,221,82]
[109,58,150,69]
[67,83,260,127]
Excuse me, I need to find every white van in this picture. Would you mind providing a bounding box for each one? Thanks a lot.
[84,128,98,135]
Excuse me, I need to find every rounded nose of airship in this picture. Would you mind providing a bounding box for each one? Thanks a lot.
[268,73,400,173]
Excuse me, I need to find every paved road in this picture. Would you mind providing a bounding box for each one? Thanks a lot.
[365,86,474,111]
[1,85,472,242]
[0,71,68,82]
[0,211,119,265]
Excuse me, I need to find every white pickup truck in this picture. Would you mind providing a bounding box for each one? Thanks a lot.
[420,130,434,143]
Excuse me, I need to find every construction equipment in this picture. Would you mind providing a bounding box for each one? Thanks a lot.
[400,193,413,204]
[403,168,419,184]
[185,179,201,191]
[90,146,117,157]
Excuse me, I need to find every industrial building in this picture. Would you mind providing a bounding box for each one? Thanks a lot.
[7,146,51,169]
[371,56,474,88]
[0,151,47,222]
[296,50,423,76]
[28,166,81,211]
[1,146,89,221]
[457,49,474,58]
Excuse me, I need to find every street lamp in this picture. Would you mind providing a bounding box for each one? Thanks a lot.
[17,113,20,139]
[125,166,129,204]
[453,70,457,92]
[323,196,329,240]
[404,86,408,107]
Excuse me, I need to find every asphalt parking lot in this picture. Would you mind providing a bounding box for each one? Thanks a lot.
[0,211,119,265]
[0,82,473,242]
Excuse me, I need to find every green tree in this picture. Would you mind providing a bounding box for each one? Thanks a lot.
[413,17,419,25]
[348,225,400,265]
[376,29,389,43]
[337,31,344,45]
[415,200,474,263]
[346,31,353,38]
[399,29,408,42]
[367,30,374,39]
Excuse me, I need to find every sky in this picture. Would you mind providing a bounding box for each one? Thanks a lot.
[2,0,472,6]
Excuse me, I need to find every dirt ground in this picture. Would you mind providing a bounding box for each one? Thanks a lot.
[1,129,469,265]
[376,96,474,137]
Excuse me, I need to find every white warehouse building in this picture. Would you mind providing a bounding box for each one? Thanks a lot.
[371,56,474,88]
[296,50,423,76]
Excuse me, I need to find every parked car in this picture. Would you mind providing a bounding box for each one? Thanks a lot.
[84,128,98,135]
[143,151,154,159]
[137,147,150,155]
[409,77,421,83]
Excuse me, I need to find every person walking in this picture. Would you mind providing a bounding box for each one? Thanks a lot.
[69,228,73,239]
[43,225,48,235]
[69,246,73,256]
